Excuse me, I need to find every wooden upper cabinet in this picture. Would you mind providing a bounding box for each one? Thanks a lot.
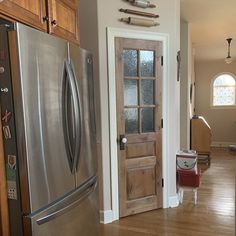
[0,0,79,43]
[0,0,47,31]
[47,0,79,44]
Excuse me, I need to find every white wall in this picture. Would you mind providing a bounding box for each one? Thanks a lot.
[180,21,190,149]
[79,0,180,222]
[180,21,195,149]
[195,60,236,146]
[190,48,195,118]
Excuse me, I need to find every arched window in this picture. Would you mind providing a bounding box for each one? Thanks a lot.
[212,73,236,106]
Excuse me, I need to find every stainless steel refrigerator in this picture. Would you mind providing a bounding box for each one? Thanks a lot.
[0,22,99,236]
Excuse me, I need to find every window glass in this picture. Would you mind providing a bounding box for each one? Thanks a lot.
[124,79,138,106]
[140,50,155,77]
[141,79,154,105]
[213,74,235,86]
[124,108,139,134]
[141,108,154,132]
[213,74,236,106]
[123,49,138,77]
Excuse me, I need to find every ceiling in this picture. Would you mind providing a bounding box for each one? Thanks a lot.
[181,0,236,61]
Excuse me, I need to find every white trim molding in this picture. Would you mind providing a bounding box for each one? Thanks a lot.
[211,141,236,147]
[107,27,170,223]
[169,195,179,208]
[100,210,114,224]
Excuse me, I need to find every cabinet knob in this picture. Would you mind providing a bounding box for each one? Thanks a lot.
[43,16,49,22]
[51,20,57,26]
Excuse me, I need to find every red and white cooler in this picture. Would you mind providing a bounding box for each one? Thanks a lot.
[177,169,201,187]
[176,150,197,174]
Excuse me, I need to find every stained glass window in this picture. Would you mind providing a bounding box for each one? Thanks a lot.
[213,74,236,106]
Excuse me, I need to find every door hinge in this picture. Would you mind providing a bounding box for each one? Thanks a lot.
[162,178,164,187]
[161,56,163,66]
[161,118,163,129]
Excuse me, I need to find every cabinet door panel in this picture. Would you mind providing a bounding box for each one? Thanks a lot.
[0,0,46,31]
[48,0,79,44]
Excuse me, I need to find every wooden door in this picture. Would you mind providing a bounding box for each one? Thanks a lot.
[115,38,163,217]
[0,0,47,31]
[47,0,79,44]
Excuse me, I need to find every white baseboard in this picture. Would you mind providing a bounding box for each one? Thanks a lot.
[100,195,179,223]
[100,210,114,224]
[211,141,236,147]
[169,195,179,208]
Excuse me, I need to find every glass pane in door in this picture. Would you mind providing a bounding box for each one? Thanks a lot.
[125,108,139,134]
[141,79,154,105]
[140,50,154,77]
[123,49,138,77]
[141,108,154,132]
[124,79,138,106]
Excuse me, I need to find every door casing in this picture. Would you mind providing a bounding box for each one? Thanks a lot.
[107,27,170,222]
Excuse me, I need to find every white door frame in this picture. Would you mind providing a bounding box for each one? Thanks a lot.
[107,27,170,221]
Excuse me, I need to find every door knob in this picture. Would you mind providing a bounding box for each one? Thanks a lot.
[120,135,127,150]
[121,137,127,144]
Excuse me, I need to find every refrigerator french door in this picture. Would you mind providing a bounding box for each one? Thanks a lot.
[0,22,99,236]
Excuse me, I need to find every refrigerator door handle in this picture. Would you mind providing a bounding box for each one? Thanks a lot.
[35,176,97,225]
[62,60,81,173]
[87,55,97,136]
[70,62,82,171]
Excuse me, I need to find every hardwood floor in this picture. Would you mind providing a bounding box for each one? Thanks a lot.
[100,148,235,236]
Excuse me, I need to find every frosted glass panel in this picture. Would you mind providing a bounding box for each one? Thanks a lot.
[125,108,138,134]
[141,80,154,105]
[213,87,235,105]
[140,50,154,77]
[123,49,138,77]
[141,108,154,133]
[124,79,138,106]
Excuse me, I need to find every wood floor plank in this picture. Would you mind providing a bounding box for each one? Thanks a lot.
[100,147,235,235]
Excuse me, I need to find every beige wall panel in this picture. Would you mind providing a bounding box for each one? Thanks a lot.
[195,60,236,144]
[79,0,180,214]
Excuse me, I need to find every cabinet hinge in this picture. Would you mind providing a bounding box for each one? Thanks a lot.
[6,23,16,31]
[43,16,49,22]
[161,118,163,129]
[161,56,163,66]
[162,178,164,187]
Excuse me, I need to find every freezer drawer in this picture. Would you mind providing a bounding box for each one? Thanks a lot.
[26,176,100,236]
